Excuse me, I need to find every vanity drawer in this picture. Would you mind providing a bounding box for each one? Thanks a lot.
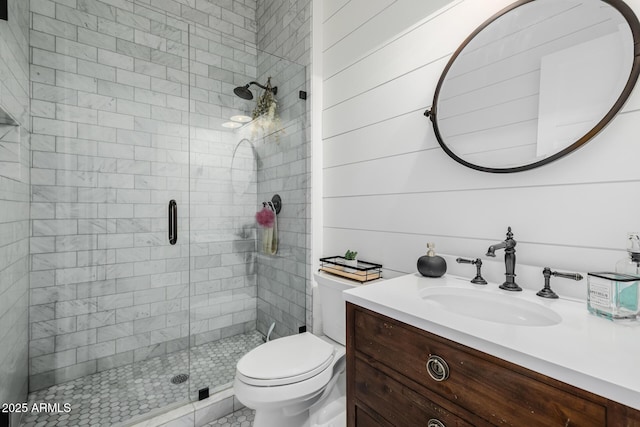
[354,358,474,427]
[355,405,392,427]
[353,308,607,427]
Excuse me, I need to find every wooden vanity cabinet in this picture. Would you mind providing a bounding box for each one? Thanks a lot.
[346,303,640,427]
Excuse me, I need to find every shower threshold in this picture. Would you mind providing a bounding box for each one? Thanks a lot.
[20,331,263,427]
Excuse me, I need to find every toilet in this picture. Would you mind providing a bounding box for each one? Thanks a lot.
[234,272,358,427]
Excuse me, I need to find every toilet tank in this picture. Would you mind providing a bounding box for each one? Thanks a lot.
[314,272,359,346]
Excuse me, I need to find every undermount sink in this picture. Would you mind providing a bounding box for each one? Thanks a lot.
[420,287,562,327]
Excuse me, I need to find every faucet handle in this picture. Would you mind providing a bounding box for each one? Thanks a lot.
[537,267,584,299]
[551,271,583,281]
[456,258,487,285]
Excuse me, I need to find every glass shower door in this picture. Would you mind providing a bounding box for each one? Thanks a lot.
[27,11,193,426]
[186,22,263,400]
[187,20,308,399]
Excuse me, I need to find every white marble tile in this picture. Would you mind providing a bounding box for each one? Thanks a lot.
[55,298,98,318]
[30,349,76,374]
[29,304,56,323]
[98,49,134,71]
[77,340,116,362]
[30,284,77,305]
[117,38,151,60]
[56,37,98,62]
[29,337,55,358]
[116,304,151,323]
[77,309,116,330]
[56,266,101,286]
[97,293,134,312]
[133,342,166,362]
[56,3,98,31]
[76,250,116,269]
[98,110,135,129]
[56,70,98,93]
[96,350,133,371]
[78,0,117,21]
[55,328,97,351]
[195,395,234,427]
[130,404,195,427]
[79,28,116,56]
[98,16,134,40]
[77,93,117,113]
[105,262,135,279]
[56,136,99,156]
[115,332,150,353]
[97,321,134,342]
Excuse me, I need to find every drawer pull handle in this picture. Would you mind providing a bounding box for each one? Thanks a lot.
[428,419,446,427]
[426,355,449,382]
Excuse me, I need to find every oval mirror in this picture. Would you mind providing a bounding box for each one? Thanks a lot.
[427,0,640,173]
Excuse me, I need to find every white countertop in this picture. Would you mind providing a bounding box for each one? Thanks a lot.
[343,273,640,410]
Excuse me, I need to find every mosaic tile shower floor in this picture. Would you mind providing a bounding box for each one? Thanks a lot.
[206,408,255,427]
[20,331,263,427]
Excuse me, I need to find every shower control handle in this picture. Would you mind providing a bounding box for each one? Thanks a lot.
[168,200,177,245]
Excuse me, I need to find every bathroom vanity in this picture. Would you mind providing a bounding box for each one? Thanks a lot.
[344,274,640,426]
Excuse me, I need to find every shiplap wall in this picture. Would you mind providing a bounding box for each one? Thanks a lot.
[321,0,640,283]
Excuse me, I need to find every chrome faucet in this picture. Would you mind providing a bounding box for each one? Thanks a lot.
[486,226,522,291]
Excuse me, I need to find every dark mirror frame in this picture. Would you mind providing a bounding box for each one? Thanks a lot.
[1,0,7,21]
[426,0,640,173]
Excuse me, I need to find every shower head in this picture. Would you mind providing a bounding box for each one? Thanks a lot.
[234,84,254,100]
[233,81,278,100]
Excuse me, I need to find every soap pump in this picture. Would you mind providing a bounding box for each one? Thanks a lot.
[417,243,447,278]
[616,232,640,275]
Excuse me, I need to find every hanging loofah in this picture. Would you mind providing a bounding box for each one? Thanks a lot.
[255,206,275,228]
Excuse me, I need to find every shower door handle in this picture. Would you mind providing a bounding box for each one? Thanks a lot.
[168,200,177,245]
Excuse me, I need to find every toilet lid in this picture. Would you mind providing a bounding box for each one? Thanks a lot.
[236,333,335,386]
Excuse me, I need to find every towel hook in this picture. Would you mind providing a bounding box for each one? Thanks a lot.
[270,194,282,215]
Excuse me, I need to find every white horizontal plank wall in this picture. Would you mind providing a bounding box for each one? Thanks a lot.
[321,0,640,283]
[323,0,349,23]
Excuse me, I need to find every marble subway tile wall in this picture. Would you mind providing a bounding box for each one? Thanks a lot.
[185,0,260,374]
[29,0,259,391]
[29,0,191,391]
[254,0,311,338]
[0,0,31,424]
[187,20,260,351]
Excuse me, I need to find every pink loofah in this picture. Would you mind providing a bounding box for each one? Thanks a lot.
[256,207,275,227]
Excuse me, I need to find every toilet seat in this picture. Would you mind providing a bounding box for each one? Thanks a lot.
[234,274,359,427]
[236,333,335,387]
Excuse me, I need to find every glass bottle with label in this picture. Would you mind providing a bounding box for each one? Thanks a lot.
[587,233,640,321]
[588,272,639,320]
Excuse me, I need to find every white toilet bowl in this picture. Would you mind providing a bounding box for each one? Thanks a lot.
[234,332,345,427]
[234,273,361,427]
[308,361,347,427]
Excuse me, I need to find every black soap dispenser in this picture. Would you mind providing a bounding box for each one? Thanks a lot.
[417,243,447,278]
